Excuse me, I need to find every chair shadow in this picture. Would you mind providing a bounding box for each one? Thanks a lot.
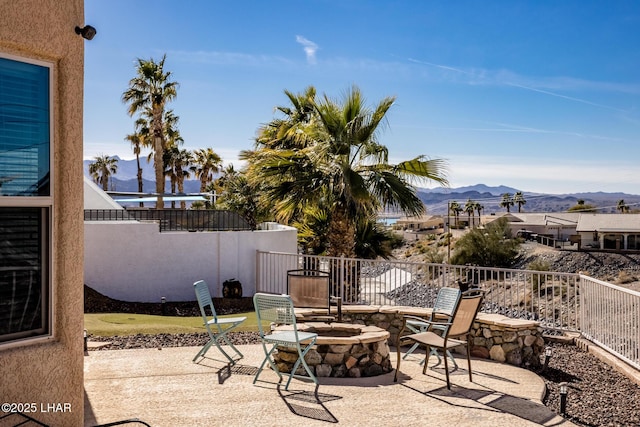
[0,412,49,426]
[428,364,519,385]
[400,379,571,426]
[216,363,259,384]
[277,384,342,424]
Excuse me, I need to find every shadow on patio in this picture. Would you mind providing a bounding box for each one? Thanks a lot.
[84,345,575,427]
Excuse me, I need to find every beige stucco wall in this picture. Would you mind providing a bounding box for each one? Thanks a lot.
[0,1,85,425]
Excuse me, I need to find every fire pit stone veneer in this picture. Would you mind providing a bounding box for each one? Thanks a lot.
[273,322,392,378]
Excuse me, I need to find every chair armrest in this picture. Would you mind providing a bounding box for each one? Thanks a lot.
[403,315,451,327]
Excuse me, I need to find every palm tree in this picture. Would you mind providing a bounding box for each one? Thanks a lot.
[514,191,527,213]
[122,54,178,209]
[500,193,514,213]
[170,148,193,209]
[161,113,185,208]
[88,154,118,191]
[464,199,475,227]
[124,117,152,206]
[245,85,449,259]
[474,202,484,227]
[449,201,461,228]
[191,148,223,205]
[617,199,629,213]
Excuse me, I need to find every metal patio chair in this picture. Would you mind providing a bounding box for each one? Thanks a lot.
[395,289,485,389]
[193,280,246,365]
[287,269,342,322]
[403,287,461,368]
[253,292,319,390]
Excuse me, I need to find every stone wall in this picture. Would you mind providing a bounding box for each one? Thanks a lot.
[298,305,545,368]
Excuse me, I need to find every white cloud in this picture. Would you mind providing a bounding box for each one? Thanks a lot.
[296,35,319,64]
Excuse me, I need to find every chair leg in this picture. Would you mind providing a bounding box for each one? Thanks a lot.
[394,340,403,382]
[422,345,431,375]
[285,342,318,390]
[443,345,451,390]
[466,340,473,383]
[403,342,421,360]
[254,342,282,385]
[193,339,215,362]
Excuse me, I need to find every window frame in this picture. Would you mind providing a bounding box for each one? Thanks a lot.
[0,52,55,349]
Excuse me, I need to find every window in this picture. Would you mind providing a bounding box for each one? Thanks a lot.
[0,54,53,346]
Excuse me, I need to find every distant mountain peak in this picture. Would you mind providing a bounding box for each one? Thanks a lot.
[419,184,521,196]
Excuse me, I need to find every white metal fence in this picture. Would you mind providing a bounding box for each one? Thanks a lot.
[580,276,640,370]
[256,251,581,331]
[256,250,640,371]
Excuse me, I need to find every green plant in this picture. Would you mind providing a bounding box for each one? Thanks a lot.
[421,246,446,264]
[450,217,521,267]
[528,259,551,291]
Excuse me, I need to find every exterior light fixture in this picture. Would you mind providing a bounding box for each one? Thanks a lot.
[161,296,166,316]
[543,346,552,371]
[75,25,97,40]
[559,382,568,414]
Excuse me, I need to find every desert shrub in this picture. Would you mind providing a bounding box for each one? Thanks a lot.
[421,246,446,264]
[450,217,521,267]
[616,271,637,284]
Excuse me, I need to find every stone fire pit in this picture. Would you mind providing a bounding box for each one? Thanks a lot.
[272,322,392,378]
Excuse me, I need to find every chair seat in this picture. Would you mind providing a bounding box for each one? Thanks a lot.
[193,280,246,365]
[206,316,246,326]
[263,331,317,346]
[405,331,466,349]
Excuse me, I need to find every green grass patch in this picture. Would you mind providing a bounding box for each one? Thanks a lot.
[84,311,263,337]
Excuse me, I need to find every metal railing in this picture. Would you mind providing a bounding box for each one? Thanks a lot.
[580,276,640,370]
[255,251,581,331]
[84,209,252,232]
[256,250,640,371]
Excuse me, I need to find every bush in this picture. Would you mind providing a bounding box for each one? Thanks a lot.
[450,217,521,268]
[616,271,637,284]
[527,259,550,291]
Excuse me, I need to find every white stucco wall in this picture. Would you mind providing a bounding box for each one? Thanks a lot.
[84,221,297,302]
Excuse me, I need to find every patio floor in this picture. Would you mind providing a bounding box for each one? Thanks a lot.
[84,345,576,427]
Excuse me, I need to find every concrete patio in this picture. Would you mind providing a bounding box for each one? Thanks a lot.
[84,345,575,427]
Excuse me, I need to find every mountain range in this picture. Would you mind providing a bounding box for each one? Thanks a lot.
[84,157,640,213]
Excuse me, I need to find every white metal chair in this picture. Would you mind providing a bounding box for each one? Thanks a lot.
[403,287,461,368]
[253,293,318,390]
[395,290,485,389]
[193,280,246,365]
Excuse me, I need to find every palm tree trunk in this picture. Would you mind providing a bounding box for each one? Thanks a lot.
[136,153,144,207]
[327,207,356,258]
[153,107,164,210]
[326,206,360,302]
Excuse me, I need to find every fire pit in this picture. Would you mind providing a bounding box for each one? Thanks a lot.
[272,322,392,378]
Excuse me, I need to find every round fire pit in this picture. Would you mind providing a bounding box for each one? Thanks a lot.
[273,322,392,378]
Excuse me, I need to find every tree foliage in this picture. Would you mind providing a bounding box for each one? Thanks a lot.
[88,154,118,191]
[242,85,449,258]
[450,217,521,267]
[122,54,178,209]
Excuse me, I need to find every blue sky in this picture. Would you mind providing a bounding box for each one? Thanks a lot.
[83,0,640,195]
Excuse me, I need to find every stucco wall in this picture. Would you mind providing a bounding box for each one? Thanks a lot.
[84,222,297,302]
[0,1,85,426]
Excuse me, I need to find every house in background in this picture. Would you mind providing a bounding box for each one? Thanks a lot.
[484,212,640,252]
[1,1,86,425]
[576,214,640,251]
